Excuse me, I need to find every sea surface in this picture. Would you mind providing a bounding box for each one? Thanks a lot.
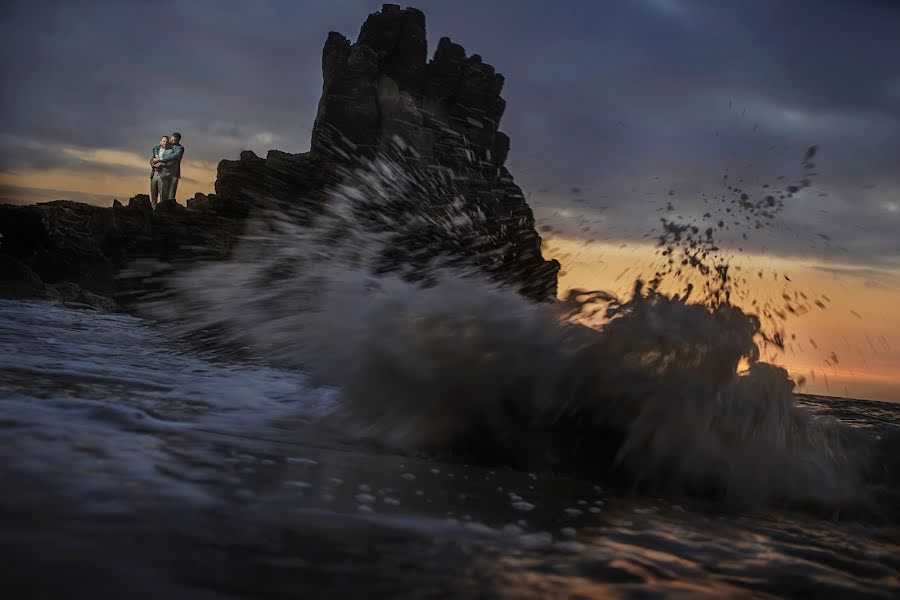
[1,299,898,599]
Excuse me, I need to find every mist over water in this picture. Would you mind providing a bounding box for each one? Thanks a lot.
[142,146,877,509]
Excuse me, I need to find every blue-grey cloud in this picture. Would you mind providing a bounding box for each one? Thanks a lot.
[1,0,898,268]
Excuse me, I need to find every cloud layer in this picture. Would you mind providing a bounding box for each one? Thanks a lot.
[2,0,898,267]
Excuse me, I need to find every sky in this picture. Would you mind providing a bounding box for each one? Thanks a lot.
[1,0,899,400]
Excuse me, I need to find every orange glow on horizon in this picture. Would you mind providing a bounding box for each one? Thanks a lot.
[546,235,900,403]
[0,152,218,205]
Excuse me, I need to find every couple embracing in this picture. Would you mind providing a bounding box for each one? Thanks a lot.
[150,132,185,208]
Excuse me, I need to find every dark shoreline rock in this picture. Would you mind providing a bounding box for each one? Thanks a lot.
[0,4,558,308]
[0,198,247,308]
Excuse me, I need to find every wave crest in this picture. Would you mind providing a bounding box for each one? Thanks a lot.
[144,150,869,508]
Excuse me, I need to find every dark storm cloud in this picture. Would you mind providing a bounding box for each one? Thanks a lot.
[1,0,898,267]
[0,0,361,161]
[480,0,900,268]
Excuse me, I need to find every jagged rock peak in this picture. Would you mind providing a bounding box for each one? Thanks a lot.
[357,4,427,93]
[312,4,508,169]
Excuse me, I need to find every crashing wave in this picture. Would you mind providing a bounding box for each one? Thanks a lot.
[143,148,870,508]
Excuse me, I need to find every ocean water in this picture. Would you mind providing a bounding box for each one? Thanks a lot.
[1,300,898,599]
[2,152,898,598]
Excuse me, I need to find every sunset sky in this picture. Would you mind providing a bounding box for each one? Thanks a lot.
[1,0,898,401]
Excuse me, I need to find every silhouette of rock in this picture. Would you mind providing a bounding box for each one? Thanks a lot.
[0,255,51,300]
[128,194,152,211]
[155,198,187,214]
[220,3,558,300]
[214,150,335,223]
[0,199,245,306]
[0,4,558,306]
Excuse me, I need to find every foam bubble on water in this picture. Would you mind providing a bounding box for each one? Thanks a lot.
[284,481,312,489]
[235,489,256,500]
[464,521,495,535]
[518,531,554,548]
[634,507,659,515]
[555,540,586,553]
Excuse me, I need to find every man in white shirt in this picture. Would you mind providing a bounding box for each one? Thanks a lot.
[150,136,174,208]
[154,132,185,201]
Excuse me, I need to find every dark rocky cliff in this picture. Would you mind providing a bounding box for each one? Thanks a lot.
[217,3,559,300]
[0,3,558,307]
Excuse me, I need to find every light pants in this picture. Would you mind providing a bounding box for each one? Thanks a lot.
[151,172,174,207]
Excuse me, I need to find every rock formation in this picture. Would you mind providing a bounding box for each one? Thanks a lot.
[0,4,558,307]
[218,3,559,300]
[0,198,247,307]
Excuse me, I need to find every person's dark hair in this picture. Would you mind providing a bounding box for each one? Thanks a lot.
[171,132,182,142]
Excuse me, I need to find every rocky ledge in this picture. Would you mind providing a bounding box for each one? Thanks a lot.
[0,4,558,309]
